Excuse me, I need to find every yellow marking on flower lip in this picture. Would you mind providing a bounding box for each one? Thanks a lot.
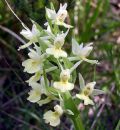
[82,85,94,96]
[83,90,90,96]
[54,46,62,50]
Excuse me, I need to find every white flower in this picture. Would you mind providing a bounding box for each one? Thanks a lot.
[46,30,68,58]
[53,69,74,92]
[27,77,47,103]
[71,38,98,64]
[43,105,63,127]
[45,3,72,28]
[18,24,40,50]
[22,46,46,74]
[76,73,104,105]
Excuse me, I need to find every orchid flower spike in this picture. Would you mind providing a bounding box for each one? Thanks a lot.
[43,105,63,127]
[18,23,40,50]
[71,38,99,64]
[45,3,73,28]
[46,29,69,58]
[76,73,104,105]
[53,69,74,92]
[22,45,46,74]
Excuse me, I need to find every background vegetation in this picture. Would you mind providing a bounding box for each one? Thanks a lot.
[0,0,120,130]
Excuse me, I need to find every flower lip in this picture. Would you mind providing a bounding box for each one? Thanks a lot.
[53,81,74,92]
[43,105,63,127]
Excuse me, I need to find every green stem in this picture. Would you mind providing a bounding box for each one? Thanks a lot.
[72,115,84,130]
[63,92,85,130]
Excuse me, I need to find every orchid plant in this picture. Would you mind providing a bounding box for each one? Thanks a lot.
[17,3,104,130]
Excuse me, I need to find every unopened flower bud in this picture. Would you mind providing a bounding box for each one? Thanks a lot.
[94,96,100,103]
[78,103,85,111]
[88,108,94,117]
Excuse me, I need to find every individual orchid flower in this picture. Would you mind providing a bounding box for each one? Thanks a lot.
[76,73,104,105]
[53,60,82,92]
[18,24,40,50]
[53,69,74,92]
[46,30,69,58]
[43,105,63,127]
[45,3,72,28]
[27,77,47,103]
[27,76,54,106]
[70,38,98,64]
[22,45,46,74]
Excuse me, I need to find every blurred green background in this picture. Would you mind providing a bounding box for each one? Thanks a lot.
[0,0,120,130]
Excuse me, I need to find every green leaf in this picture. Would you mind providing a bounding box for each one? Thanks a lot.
[17,108,41,123]
[115,120,120,130]
[81,0,102,42]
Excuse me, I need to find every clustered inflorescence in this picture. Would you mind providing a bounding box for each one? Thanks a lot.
[18,3,104,127]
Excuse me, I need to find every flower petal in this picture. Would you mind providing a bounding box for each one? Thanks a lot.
[82,58,99,64]
[53,82,74,92]
[72,38,80,55]
[46,48,67,58]
[43,111,60,127]
[92,89,105,96]
[46,8,56,20]
[76,94,94,105]
[27,89,41,103]
[78,73,85,90]
[22,59,42,74]
[18,42,32,50]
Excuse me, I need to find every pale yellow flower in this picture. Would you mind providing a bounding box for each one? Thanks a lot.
[18,24,40,50]
[43,105,63,127]
[45,3,72,28]
[53,69,74,92]
[46,30,68,58]
[27,77,47,103]
[76,73,104,105]
[27,76,55,106]
[22,46,46,74]
[71,38,98,64]
[27,83,45,103]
